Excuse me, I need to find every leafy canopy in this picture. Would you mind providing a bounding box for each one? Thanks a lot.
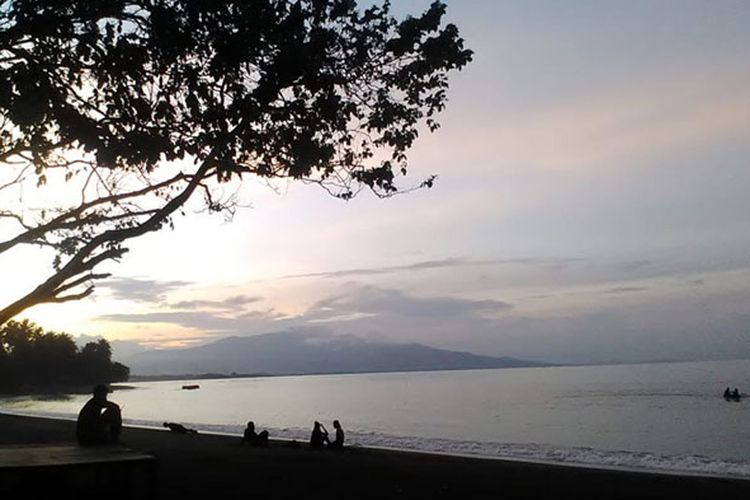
[0,0,472,324]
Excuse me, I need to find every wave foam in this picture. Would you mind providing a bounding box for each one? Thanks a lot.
[344,433,750,478]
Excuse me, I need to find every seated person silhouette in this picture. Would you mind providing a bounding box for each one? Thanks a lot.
[163,422,198,434]
[76,384,122,446]
[327,419,345,450]
[724,387,732,399]
[732,388,741,399]
[241,421,269,446]
[310,421,329,449]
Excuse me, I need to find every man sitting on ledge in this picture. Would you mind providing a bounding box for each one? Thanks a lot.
[76,385,122,446]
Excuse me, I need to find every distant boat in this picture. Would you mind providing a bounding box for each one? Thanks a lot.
[182,384,200,390]
[723,390,741,402]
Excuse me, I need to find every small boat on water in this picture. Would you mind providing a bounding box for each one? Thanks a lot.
[723,388,741,402]
[182,384,200,390]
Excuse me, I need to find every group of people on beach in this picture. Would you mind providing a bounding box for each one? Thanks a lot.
[241,419,345,450]
[241,420,270,446]
[76,384,345,450]
[310,420,345,450]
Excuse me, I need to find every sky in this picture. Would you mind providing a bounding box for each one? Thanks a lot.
[2,0,750,364]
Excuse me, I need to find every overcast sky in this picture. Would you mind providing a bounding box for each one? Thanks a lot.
[3,1,750,364]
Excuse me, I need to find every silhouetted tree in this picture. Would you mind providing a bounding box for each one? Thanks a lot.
[109,361,130,383]
[0,1,472,324]
[0,319,130,392]
[77,338,117,383]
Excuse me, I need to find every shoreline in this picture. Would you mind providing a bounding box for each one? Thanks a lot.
[1,413,749,498]
[2,409,748,482]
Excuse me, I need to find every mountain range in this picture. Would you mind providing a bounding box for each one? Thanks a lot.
[121,331,546,376]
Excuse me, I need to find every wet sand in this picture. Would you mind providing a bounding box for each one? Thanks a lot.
[0,413,748,499]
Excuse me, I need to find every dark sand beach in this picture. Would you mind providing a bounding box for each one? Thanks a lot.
[1,413,748,499]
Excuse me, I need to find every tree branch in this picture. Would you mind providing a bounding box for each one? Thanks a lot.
[0,171,190,255]
[45,287,95,304]
[53,272,111,296]
[0,145,221,324]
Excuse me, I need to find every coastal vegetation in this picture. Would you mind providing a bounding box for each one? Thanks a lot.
[0,319,129,393]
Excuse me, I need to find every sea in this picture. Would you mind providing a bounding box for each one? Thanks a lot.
[1,359,749,478]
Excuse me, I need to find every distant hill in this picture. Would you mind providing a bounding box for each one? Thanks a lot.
[123,332,546,376]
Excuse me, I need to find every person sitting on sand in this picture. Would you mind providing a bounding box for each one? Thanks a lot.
[310,421,329,449]
[163,422,198,434]
[241,421,269,446]
[732,388,741,399]
[327,419,345,450]
[76,384,122,446]
[724,387,732,399]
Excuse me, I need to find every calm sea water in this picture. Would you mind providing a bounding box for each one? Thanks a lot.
[2,360,749,476]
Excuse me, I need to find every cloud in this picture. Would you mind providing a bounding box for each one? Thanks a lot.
[168,295,262,311]
[96,283,513,347]
[110,335,220,352]
[101,277,192,303]
[602,286,648,295]
[97,310,282,333]
[280,256,585,280]
[99,311,222,326]
[236,308,288,321]
[97,303,295,344]
[281,258,466,279]
[309,284,513,319]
